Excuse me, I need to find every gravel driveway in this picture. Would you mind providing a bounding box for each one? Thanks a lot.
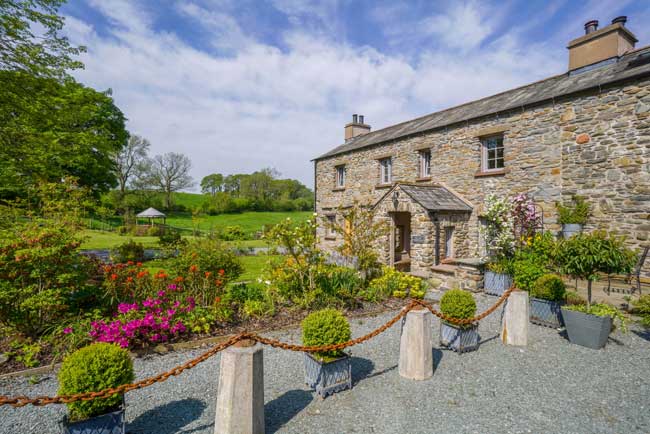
[2,294,649,434]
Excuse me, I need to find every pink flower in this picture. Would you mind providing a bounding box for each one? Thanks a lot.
[167,284,177,291]
[63,327,73,335]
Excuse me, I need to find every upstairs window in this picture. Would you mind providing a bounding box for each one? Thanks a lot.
[379,157,392,184]
[335,165,346,188]
[419,150,431,178]
[481,135,504,171]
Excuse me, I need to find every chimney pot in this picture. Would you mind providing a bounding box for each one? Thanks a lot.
[359,115,364,124]
[584,20,599,34]
[344,114,371,141]
[352,114,358,123]
[612,16,627,26]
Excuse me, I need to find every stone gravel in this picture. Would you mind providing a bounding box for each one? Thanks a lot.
[2,293,650,434]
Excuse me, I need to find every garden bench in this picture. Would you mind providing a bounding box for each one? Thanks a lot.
[605,245,649,295]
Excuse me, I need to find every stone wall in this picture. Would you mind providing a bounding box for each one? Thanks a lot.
[315,76,650,277]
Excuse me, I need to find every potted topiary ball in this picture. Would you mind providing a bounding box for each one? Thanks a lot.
[302,308,352,398]
[529,274,566,328]
[58,343,135,434]
[439,289,479,353]
[484,257,513,296]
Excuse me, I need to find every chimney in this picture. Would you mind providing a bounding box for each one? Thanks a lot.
[344,114,371,142]
[567,17,638,71]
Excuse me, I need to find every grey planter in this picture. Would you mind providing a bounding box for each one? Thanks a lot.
[484,271,512,296]
[60,403,125,434]
[529,297,564,328]
[304,353,352,398]
[439,322,479,353]
[561,223,583,239]
[561,308,612,349]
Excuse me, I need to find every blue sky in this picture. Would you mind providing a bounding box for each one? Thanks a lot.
[60,0,650,188]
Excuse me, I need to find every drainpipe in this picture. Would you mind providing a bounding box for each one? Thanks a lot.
[313,160,317,214]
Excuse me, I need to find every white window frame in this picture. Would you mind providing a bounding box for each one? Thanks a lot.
[379,157,392,184]
[335,165,346,188]
[481,135,505,172]
[419,150,431,178]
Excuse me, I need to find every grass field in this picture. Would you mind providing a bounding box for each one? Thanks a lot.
[79,230,273,250]
[164,211,312,236]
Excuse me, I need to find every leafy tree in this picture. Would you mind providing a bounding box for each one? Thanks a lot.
[115,134,150,197]
[0,0,84,78]
[201,173,223,196]
[140,152,194,209]
[0,71,128,199]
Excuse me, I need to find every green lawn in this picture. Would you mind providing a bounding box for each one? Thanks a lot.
[80,230,161,250]
[164,211,312,236]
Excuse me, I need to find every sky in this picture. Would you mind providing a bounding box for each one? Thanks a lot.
[60,0,650,189]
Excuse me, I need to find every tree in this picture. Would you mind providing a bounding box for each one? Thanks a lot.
[1,0,84,78]
[140,152,194,209]
[200,173,223,196]
[0,71,128,200]
[115,134,150,196]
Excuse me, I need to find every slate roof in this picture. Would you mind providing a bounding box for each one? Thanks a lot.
[375,184,472,212]
[315,46,650,161]
[136,207,166,218]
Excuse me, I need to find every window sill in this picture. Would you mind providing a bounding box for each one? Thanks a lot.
[474,168,508,178]
[332,187,346,192]
[375,183,392,189]
[415,177,431,182]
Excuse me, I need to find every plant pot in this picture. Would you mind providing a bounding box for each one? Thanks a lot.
[59,403,125,434]
[529,297,564,328]
[561,223,583,239]
[304,352,352,398]
[561,308,612,349]
[439,322,479,353]
[484,271,512,296]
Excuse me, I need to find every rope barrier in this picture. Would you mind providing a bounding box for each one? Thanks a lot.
[0,289,515,408]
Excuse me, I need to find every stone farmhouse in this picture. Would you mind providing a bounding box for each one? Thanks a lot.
[313,17,650,289]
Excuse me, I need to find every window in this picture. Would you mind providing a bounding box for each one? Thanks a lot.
[419,150,431,178]
[481,135,504,171]
[445,227,454,258]
[325,215,336,238]
[379,157,392,184]
[335,165,346,188]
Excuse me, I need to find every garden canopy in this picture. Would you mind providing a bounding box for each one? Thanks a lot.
[136,207,166,226]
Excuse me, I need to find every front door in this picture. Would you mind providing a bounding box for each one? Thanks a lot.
[391,212,411,271]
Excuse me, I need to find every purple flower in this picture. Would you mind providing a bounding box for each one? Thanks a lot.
[63,327,73,335]
[167,284,177,291]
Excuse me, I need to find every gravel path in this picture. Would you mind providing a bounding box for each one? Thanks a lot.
[2,294,650,434]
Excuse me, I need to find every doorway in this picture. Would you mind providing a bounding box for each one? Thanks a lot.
[391,212,411,271]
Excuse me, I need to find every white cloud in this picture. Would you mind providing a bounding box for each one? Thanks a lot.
[63,0,568,189]
[420,1,496,51]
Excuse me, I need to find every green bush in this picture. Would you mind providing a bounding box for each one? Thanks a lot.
[513,259,547,291]
[158,228,183,247]
[364,266,423,302]
[556,195,590,225]
[486,257,513,275]
[439,289,476,327]
[170,239,243,281]
[220,225,246,241]
[58,343,135,421]
[146,226,164,236]
[632,295,650,328]
[314,265,364,308]
[111,239,145,263]
[530,274,566,302]
[302,308,351,361]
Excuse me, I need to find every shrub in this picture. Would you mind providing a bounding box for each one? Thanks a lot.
[556,195,590,225]
[302,308,351,361]
[146,226,164,236]
[0,223,96,337]
[111,239,145,263]
[169,239,243,283]
[632,295,650,328]
[513,259,547,291]
[224,282,274,319]
[314,265,364,307]
[364,266,423,302]
[220,225,246,241]
[486,257,513,275]
[439,289,476,327]
[58,343,135,421]
[158,228,183,247]
[563,303,627,332]
[530,274,566,302]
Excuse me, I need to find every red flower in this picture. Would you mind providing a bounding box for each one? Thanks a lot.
[189,265,198,273]
[111,273,118,280]
[204,271,212,278]
[215,279,223,287]
[218,269,225,276]
[103,265,112,273]
[126,276,133,282]
[127,261,134,266]
[175,276,184,282]
[136,262,143,267]
[137,271,147,279]
[214,296,221,304]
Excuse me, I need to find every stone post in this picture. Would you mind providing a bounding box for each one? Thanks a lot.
[214,341,265,434]
[399,307,433,380]
[500,290,529,346]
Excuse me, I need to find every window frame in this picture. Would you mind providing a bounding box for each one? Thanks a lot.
[335,165,346,188]
[325,214,337,239]
[418,150,431,178]
[481,135,505,172]
[378,157,392,185]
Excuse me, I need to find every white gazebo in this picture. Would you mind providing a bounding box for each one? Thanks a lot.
[136,207,166,227]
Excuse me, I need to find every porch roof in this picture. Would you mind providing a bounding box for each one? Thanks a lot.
[397,184,472,212]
